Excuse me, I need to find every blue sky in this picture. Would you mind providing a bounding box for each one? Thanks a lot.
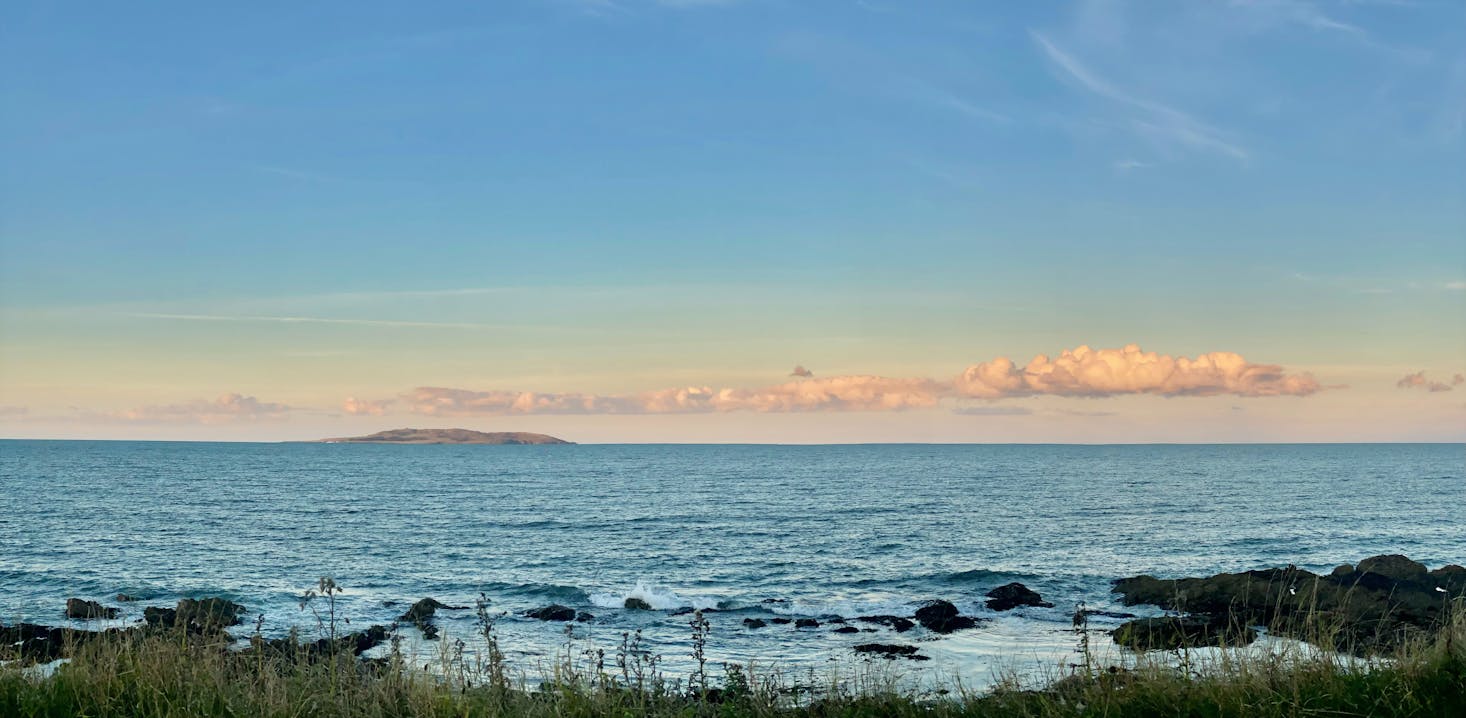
[1,0,1463,442]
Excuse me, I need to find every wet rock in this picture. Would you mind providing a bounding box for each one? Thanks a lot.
[853,643,929,661]
[913,600,979,633]
[247,624,393,661]
[1112,616,1257,651]
[1112,555,1465,653]
[856,615,915,632]
[397,598,466,623]
[984,583,1054,611]
[743,618,767,629]
[115,594,139,603]
[624,597,653,610]
[576,611,595,623]
[523,605,577,622]
[1078,609,1138,621]
[176,598,246,632]
[65,598,118,620]
[143,607,176,627]
[761,598,789,604]
[769,617,792,625]
[795,618,820,628]
[833,625,860,634]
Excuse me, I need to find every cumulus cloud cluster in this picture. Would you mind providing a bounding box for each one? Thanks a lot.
[1396,371,1464,393]
[117,393,292,424]
[360,344,1324,417]
[953,344,1321,399]
[342,396,394,416]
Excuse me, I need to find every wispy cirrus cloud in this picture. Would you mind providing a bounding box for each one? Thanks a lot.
[1031,32,1250,163]
[352,344,1325,417]
[1396,371,1464,392]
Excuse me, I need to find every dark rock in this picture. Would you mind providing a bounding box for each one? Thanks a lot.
[853,643,928,660]
[769,617,792,625]
[743,618,767,629]
[65,598,118,620]
[116,594,139,603]
[176,598,246,632]
[143,607,177,627]
[624,597,653,610]
[856,615,915,632]
[833,625,860,634]
[1079,610,1138,620]
[1112,555,1465,653]
[913,600,980,633]
[795,618,820,628]
[397,598,466,623]
[523,604,577,622]
[576,611,594,623]
[826,616,847,624]
[761,598,789,604]
[1112,616,1257,651]
[984,583,1055,611]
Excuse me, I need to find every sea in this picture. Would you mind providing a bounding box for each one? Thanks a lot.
[2,441,1462,688]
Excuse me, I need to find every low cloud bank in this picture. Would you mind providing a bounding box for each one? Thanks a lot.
[954,344,1321,399]
[117,393,291,424]
[373,344,1324,417]
[1396,371,1464,393]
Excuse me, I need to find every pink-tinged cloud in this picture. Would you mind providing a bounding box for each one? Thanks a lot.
[790,365,813,378]
[342,396,393,416]
[403,375,944,416]
[116,393,292,424]
[1396,371,1463,393]
[376,344,1324,416]
[954,344,1321,399]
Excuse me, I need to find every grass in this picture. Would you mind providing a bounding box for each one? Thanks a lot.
[3,599,1463,718]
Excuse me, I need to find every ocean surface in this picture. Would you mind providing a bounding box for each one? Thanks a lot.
[2,441,1462,687]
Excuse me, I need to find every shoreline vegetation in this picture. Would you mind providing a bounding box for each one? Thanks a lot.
[4,556,1464,717]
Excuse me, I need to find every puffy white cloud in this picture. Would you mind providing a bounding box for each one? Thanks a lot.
[342,396,393,416]
[116,393,292,424]
[954,344,1321,399]
[1396,371,1463,393]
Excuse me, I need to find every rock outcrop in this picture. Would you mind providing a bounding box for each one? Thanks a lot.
[1112,555,1465,653]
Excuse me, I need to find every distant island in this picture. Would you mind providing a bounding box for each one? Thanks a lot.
[314,428,573,445]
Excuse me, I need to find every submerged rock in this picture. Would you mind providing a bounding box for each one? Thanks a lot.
[1112,616,1257,651]
[853,643,929,661]
[523,605,577,622]
[833,625,860,634]
[1112,554,1465,653]
[856,615,915,633]
[65,598,118,620]
[913,600,979,634]
[576,611,595,623]
[984,583,1054,611]
[742,618,767,629]
[769,617,792,625]
[795,618,820,629]
[623,597,653,610]
[115,594,139,603]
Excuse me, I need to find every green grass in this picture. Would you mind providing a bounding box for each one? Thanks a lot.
[3,607,1463,718]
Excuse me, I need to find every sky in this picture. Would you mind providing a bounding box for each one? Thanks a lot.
[1,0,1463,443]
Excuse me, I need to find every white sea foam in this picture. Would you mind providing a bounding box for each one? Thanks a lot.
[588,580,718,610]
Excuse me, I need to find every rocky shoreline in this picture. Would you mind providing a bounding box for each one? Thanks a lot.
[5,555,1461,667]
